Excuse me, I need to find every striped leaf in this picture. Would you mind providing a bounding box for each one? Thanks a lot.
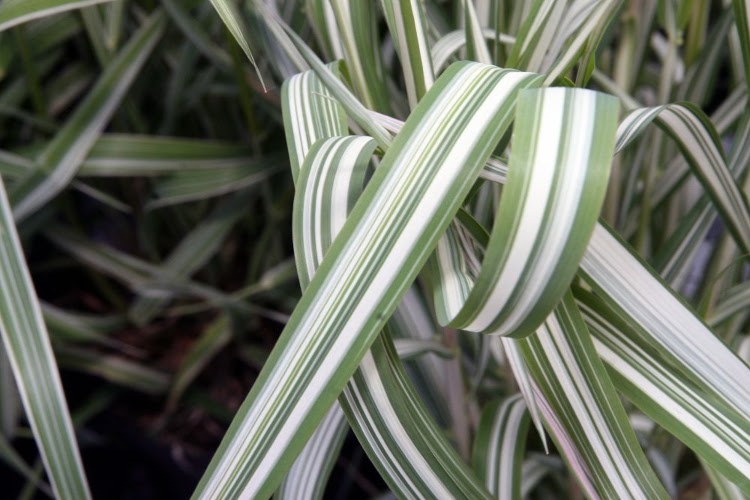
[145,161,279,209]
[732,0,750,86]
[578,288,750,494]
[518,291,668,498]
[207,0,264,89]
[291,133,488,498]
[340,332,491,499]
[501,336,548,450]
[277,403,348,500]
[9,10,165,222]
[329,0,391,113]
[381,0,435,108]
[281,65,348,184]
[432,87,618,338]
[615,103,750,254]
[303,0,344,61]
[80,135,257,177]
[471,394,530,499]
[276,19,393,149]
[0,0,113,32]
[0,176,90,499]
[192,62,541,499]
[581,224,750,427]
[431,28,515,72]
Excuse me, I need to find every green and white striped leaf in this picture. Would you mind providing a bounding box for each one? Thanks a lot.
[381,0,435,109]
[146,161,279,209]
[207,0,264,89]
[615,103,750,254]
[275,18,393,149]
[581,224,750,426]
[732,0,750,85]
[0,177,90,499]
[501,336,548,449]
[461,0,493,64]
[578,289,750,494]
[389,286,452,424]
[432,87,618,338]
[0,0,113,32]
[518,291,668,498]
[505,0,567,72]
[277,402,348,500]
[329,0,391,113]
[8,10,165,222]
[531,381,598,498]
[291,133,488,498]
[341,332,491,499]
[366,109,511,184]
[281,65,348,183]
[654,109,750,287]
[303,0,344,61]
[431,28,515,72]
[192,62,540,500]
[471,394,530,499]
[80,135,256,177]
[706,462,749,500]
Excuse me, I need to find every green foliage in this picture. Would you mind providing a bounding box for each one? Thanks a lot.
[1,1,750,499]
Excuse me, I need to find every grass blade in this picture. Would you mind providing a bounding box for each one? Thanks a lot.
[578,289,750,494]
[519,292,668,498]
[471,394,530,499]
[0,176,91,499]
[9,10,165,221]
[0,0,112,32]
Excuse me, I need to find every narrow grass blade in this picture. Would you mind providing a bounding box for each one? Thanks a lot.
[578,289,750,494]
[44,227,277,320]
[277,402,348,500]
[461,0,493,64]
[471,394,530,499]
[0,177,90,499]
[56,345,169,395]
[329,0,391,113]
[131,192,251,324]
[532,381,599,498]
[506,0,566,72]
[518,292,668,499]
[0,0,112,32]
[9,10,165,222]
[146,162,280,209]
[340,332,492,499]
[208,0,264,90]
[264,12,393,149]
[381,0,435,108]
[80,135,256,177]
[303,0,344,60]
[732,0,750,85]
[431,28,515,72]
[581,224,750,424]
[615,104,750,254]
[501,337,548,450]
[0,433,52,497]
